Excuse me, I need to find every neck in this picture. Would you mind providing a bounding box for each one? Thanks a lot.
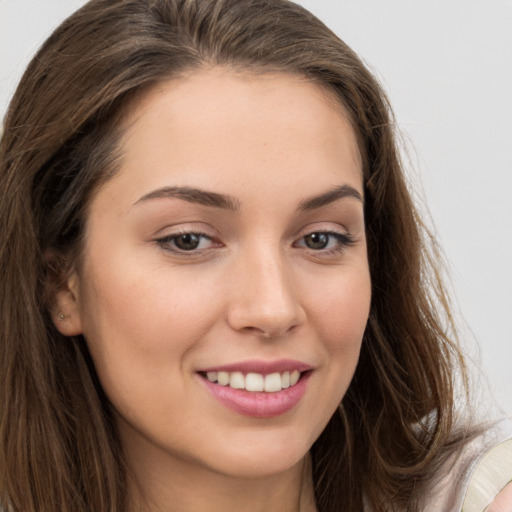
[124,444,317,512]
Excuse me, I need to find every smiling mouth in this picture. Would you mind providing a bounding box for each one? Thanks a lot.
[197,362,313,417]
[199,370,308,393]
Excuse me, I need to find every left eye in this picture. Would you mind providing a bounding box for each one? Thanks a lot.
[295,231,352,251]
[157,232,215,252]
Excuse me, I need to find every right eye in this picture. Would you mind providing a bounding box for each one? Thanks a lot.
[156,232,219,253]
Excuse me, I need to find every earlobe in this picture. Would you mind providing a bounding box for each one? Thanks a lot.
[53,272,84,336]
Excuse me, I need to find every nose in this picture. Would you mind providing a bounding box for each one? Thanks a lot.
[226,248,306,338]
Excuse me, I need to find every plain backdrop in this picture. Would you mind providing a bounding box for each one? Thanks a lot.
[1,0,511,413]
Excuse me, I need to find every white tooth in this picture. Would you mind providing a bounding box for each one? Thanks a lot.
[229,372,245,389]
[206,371,218,383]
[245,373,264,392]
[281,371,290,388]
[264,372,282,393]
[217,371,229,386]
[290,370,300,386]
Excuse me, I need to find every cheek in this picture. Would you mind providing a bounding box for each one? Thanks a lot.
[76,269,225,437]
[80,251,219,344]
[76,251,223,398]
[304,263,371,414]
[309,267,371,353]
[299,267,371,439]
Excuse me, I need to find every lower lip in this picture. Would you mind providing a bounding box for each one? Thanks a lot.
[199,373,311,418]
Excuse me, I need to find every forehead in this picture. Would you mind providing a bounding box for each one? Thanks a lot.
[123,67,360,160]
[97,67,363,211]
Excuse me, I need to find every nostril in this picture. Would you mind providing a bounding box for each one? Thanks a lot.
[227,301,305,339]
[239,323,296,340]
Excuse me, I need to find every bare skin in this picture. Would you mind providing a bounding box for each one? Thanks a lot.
[55,68,370,512]
[486,482,512,512]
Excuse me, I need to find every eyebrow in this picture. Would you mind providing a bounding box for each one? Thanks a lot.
[134,186,240,211]
[298,184,363,211]
[134,183,363,211]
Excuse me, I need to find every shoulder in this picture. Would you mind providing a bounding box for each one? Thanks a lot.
[462,435,512,512]
[424,416,512,512]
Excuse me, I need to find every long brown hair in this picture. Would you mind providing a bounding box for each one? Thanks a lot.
[0,1,474,510]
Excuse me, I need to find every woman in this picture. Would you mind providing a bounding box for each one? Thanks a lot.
[0,1,510,511]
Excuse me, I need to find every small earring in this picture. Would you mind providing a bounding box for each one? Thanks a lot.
[58,313,66,320]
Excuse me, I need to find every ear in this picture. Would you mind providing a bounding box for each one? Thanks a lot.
[53,271,83,336]
[45,249,84,336]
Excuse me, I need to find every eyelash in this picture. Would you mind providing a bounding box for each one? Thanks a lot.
[155,230,355,257]
[293,230,355,255]
[155,230,218,255]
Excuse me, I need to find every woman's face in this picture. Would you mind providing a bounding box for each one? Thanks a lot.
[57,68,371,480]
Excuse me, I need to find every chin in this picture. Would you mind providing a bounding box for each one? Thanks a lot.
[200,431,314,479]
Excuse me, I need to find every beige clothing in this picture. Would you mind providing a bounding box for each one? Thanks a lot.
[424,417,512,512]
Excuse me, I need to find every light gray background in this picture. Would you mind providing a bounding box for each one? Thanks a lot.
[1,1,511,413]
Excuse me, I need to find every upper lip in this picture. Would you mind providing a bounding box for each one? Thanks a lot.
[198,359,313,375]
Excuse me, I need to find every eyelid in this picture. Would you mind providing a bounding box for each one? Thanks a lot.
[294,222,352,240]
[152,221,217,238]
[292,225,356,255]
[294,230,354,246]
[154,226,223,256]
